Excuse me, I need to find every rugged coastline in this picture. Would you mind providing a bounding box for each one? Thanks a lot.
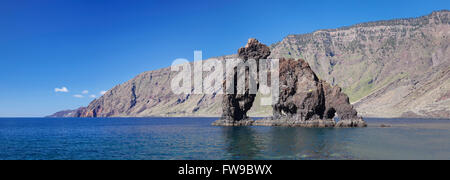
[49,11,449,120]
[212,39,366,127]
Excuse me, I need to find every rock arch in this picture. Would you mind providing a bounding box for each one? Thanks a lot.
[214,38,270,126]
[213,39,366,127]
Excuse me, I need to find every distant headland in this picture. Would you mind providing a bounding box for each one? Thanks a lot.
[49,10,449,120]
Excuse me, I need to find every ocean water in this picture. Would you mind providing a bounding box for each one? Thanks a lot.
[0,117,449,160]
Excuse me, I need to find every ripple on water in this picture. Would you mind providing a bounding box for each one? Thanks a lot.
[0,117,449,160]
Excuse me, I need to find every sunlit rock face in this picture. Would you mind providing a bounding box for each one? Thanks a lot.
[273,58,326,120]
[214,51,366,127]
[53,11,448,120]
[270,11,450,118]
[259,58,366,127]
[218,38,271,123]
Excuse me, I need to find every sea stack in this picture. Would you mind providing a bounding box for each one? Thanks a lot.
[213,39,366,127]
[213,38,271,126]
[254,58,366,127]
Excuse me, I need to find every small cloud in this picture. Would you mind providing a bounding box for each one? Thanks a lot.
[73,94,84,98]
[55,87,69,93]
[82,90,89,94]
[100,90,107,95]
[89,94,97,98]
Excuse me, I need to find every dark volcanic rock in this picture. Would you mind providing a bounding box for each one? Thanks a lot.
[273,58,326,120]
[322,83,358,120]
[54,11,449,119]
[214,48,366,127]
[215,38,270,125]
[213,38,366,127]
[271,11,450,118]
[322,82,366,127]
[264,58,366,127]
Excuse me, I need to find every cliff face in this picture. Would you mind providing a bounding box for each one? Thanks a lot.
[54,10,449,118]
[75,57,230,118]
[270,10,450,118]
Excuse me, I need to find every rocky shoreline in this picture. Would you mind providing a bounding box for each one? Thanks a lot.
[213,39,367,128]
[212,117,366,128]
[49,11,449,120]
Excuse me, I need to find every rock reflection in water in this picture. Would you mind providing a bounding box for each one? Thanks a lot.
[221,127,262,159]
[266,128,349,159]
[222,126,353,160]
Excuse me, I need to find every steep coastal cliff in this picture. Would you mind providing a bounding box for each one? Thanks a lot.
[270,10,449,118]
[49,10,449,119]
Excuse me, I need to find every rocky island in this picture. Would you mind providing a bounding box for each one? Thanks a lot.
[213,39,366,127]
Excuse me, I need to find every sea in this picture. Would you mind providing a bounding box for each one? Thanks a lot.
[0,117,449,160]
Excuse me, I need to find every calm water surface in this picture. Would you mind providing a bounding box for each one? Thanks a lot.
[0,117,449,160]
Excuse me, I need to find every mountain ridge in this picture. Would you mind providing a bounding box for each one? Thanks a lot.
[49,10,450,118]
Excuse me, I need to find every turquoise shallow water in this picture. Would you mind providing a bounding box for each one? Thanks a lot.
[0,117,449,160]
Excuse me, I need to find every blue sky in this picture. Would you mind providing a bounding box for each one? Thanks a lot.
[0,0,448,117]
